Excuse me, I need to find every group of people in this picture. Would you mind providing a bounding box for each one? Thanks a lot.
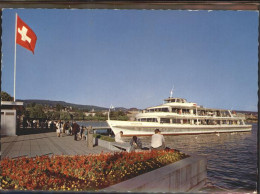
[21,119,68,131]
[55,120,88,141]
[22,119,50,129]
[115,128,166,151]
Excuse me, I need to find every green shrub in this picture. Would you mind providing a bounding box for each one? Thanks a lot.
[93,134,115,142]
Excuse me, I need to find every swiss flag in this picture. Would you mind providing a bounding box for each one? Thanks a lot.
[16,15,37,54]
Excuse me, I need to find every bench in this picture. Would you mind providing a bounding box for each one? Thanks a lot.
[112,142,131,152]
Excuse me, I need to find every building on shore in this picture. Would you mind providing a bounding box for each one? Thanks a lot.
[1,101,23,136]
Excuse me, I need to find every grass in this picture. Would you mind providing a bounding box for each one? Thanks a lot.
[93,134,115,142]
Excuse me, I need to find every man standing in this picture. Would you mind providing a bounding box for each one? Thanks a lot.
[56,120,62,137]
[63,121,69,134]
[151,129,165,150]
[72,121,80,141]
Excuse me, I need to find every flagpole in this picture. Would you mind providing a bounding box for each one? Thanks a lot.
[14,13,17,102]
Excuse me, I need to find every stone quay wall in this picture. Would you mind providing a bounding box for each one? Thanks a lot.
[103,155,207,192]
[94,138,120,151]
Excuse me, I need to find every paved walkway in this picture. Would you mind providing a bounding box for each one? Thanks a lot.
[1,132,111,159]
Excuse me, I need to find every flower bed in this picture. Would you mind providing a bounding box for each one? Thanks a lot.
[0,150,187,191]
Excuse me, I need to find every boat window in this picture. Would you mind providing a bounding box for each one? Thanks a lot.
[201,120,207,125]
[140,118,158,122]
[172,108,178,113]
[198,110,206,116]
[241,120,244,125]
[183,119,191,124]
[182,109,190,114]
[160,118,170,123]
[194,120,201,125]
[147,118,158,122]
[161,108,169,112]
[173,119,181,124]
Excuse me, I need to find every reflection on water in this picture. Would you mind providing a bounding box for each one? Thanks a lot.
[78,121,257,192]
[77,121,109,128]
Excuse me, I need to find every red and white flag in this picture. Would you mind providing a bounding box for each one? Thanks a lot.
[16,15,37,54]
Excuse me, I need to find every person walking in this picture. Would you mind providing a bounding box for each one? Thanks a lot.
[72,122,80,141]
[69,122,72,135]
[130,136,142,151]
[27,120,31,128]
[84,128,88,140]
[80,126,84,140]
[33,120,37,128]
[56,120,62,137]
[63,121,69,134]
[151,129,165,150]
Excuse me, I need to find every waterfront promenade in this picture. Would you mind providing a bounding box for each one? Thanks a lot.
[1,132,110,159]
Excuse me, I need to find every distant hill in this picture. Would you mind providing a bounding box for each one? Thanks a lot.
[17,99,109,111]
[15,99,256,114]
[235,110,258,116]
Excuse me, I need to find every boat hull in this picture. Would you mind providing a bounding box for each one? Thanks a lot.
[106,120,252,136]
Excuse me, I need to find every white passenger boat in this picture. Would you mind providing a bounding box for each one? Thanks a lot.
[107,97,252,136]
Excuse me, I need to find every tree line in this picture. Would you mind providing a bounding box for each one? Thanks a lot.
[1,91,128,121]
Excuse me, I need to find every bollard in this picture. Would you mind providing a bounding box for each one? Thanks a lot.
[87,126,93,148]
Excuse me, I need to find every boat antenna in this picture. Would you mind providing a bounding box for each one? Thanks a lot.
[170,85,174,98]
[229,106,234,117]
[108,104,115,120]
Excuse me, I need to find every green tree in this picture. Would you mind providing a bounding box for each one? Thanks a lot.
[95,112,104,117]
[56,104,64,111]
[60,112,71,120]
[46,111,58,120]
[27,104,46,119]
[27,102,36,108]
[74,110,85,120]
[109,110,128,121]
[24,110,30,118]
[1,91,13,101]
[93,111,107,121]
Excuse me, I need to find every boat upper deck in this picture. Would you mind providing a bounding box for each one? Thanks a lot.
[164,97,187,103]
[146,97,230,112]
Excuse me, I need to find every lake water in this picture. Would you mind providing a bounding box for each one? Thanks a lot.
[78,121,258,192]
[161,123,258,192]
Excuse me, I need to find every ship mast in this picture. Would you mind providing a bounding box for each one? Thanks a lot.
[170,85,174,98]
[108,104,114,120]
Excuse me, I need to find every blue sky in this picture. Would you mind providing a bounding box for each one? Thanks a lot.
[2,9,258,111]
